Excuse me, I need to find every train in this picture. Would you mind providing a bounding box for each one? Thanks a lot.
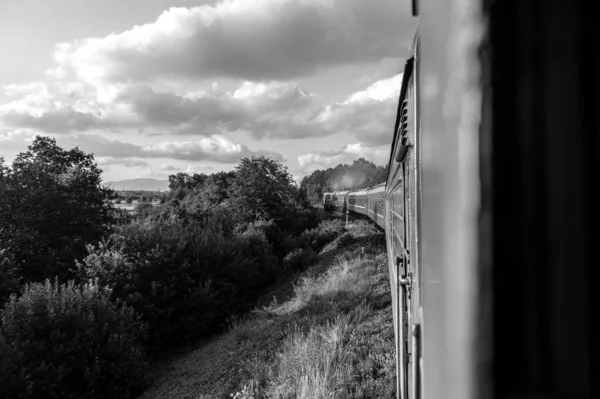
[322,1,595,398]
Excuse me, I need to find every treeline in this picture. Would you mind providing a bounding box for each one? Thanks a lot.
[300,158,388,204]
[0,137,345,399]
[114,190,164,204]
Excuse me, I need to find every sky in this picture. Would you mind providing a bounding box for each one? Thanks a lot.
[0,0,416,183]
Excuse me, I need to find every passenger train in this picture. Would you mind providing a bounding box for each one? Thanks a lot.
[323,1,595,398]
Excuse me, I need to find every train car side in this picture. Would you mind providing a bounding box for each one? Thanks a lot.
[347,189,368,217]
[334,190,349,213]
[366,183,386,229]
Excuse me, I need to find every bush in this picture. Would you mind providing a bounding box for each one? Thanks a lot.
[0,251,21,308]
[283,248,318,272]
[298,219,346,251]
[333,232,356,249]
[75,212,280,354]
[0,279,149,399]
[134,202,153,217]
[277,206,321,236]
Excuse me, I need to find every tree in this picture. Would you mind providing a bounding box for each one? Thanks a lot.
[228,156,295,221]
[196,171,235,206]
[134,201,153,217]
[0,136,113,283]
[0,250,21,308]
[168,172,208,191]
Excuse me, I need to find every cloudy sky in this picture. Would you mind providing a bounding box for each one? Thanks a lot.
[0,0,416,182]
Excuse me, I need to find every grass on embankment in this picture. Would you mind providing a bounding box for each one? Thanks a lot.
[228,221,396,399]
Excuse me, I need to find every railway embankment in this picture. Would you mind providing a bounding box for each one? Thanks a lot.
[137,219,396,399]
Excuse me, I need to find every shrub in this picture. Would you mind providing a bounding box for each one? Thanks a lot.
[333,232,356,250]
[76,225,221,353]
[0,279,149,399]
[76,213,280,353]
[298,219,346,251]
[276,206,321,236]
[134,201,153,217]
[0,251,21,308]
[283,248,318,272]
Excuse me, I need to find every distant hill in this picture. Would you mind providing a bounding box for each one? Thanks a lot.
[105,178,169,191]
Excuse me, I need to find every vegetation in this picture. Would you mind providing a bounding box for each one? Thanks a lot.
[0,137,113,285]
[0,279,148,399]
[1,138,360,399]
[228,224,394,399]
[134,220,394,399]
[300,158,387,204]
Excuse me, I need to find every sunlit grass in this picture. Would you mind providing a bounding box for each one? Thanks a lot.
[228,227,396,399]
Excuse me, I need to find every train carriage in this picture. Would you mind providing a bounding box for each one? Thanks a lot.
[323,1,595,397]
[366,183,386,229]
[333,190,349,213]
[347,189,368,216]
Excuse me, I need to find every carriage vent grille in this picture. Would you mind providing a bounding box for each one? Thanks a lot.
[395,99,410,162]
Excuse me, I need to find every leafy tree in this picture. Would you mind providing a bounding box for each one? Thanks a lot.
[181,170,236,215]
[199,171,235,205]
[168,172,208,191]
[0,136,113,283]
[227,156,295,221]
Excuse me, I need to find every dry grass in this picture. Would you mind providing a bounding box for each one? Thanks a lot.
[229,226,395,399]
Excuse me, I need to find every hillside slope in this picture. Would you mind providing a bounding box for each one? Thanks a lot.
[138,220,396,399]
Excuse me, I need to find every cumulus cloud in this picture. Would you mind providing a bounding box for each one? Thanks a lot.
[160,164,179,171]
[298,142,390,172]
[56,133,283,163]
[313,73,402,144]
[1,71,402,144]
[0,130,283,165]
[48,0,414,85]
[0,81,135,133]
[117,74,403,141]
[117,81,316,137]
[95,157,150,167]
[141,135,284,162]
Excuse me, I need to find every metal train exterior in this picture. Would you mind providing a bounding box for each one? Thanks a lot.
[322,1,596,398]
[323,39,422,397]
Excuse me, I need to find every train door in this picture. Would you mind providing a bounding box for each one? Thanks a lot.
[399,162,412,399]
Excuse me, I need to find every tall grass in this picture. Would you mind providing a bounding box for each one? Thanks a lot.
[230,234,396,399]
